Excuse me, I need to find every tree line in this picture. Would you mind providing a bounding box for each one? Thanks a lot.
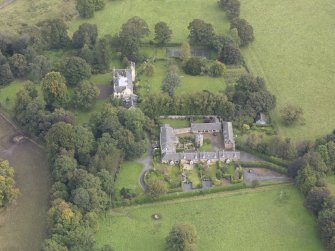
[140,73,275,127]
[286,130,335,251]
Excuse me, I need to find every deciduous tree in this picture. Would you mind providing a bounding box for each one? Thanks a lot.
[62,57,91,86]
[154,22,172,46]
[165,222,198,251]
[42,72,68,109]
[188,19,214,46]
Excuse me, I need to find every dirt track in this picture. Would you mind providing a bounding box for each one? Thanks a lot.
[0,115,50,251]
[0,0,15,9]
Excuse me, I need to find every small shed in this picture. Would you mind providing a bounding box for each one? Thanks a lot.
[255,113,267,125]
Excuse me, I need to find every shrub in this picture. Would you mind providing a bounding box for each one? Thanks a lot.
[209,61,225,77]
[304,186,330,215]
[183,57,206,76]
[280,103,304,126]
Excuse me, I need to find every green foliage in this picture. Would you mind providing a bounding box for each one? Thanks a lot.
[161,65,181,97]
[230,18,254,47]
[72,23,98,49]
[232,74,276,124]
[304,186,330,215]
[76,0,95,19]
[180,42,191,63]
[165,222,198,251]
[183,58,206,76]
[8,53,28,78]
[39,19,71,49]
[45,122,76,158]
[280,103,304,126]
[0,61,14,85]
[209,61,225,77]
[318,208,335,250]
[154,22,172,46]
[218,0,240,20]
[188,19,214,46]
[146,179,168,198]
[119,16,150,61]
[0,160,19,207]
[73,81,100,110]
[93,37,112,73]
[141,92,234,119]
[219,43,242,65]
[143,62,155,77]
[296,165,318,195]
[42,72,68,109]
[62,57,92,86]
[28,55,50,82]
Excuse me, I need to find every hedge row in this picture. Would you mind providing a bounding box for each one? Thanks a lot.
[113,183,246,207]
[237,144,288,167]
[240,161,287,174]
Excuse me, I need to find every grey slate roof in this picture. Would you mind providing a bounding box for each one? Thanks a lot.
[113,68,133,94]
[222,122,234,144]
[160,124,178,154]
[160,123,239,163]
[191,122,222,132]
[161,150,240,162]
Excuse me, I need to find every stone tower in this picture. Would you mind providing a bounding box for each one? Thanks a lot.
[129,62,136,82]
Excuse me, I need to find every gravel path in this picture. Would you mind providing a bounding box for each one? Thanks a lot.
[137,136,153,191]
[243,168,290,184]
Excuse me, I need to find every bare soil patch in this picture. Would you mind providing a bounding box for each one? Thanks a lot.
[97,84,113,100]
[0,115,50,251]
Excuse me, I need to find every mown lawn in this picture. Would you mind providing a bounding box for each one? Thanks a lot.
[114,162,144,196]
[95,185,323,251]
[0,81,25,112]
[139,61,226,96]
[159,118,189,128]
[240,0,335,141]
[74,99,107,125]
[69,0,230,42]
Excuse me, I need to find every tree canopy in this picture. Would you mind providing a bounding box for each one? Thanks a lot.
[62,57,91,86]
[166,222,198,251]
[119,17,150,61]
[154,22,172,46]
[0,160,19,207]
[188,19,214,46]
[42,72,68,109]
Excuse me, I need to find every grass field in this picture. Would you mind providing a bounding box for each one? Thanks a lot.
[0,115,50,250]
[0,0,76,33]
[95,185,323,251]
[240,0,335,141]
[69,0,230,42]
[139,61,226,96]
[114,162,144,196]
